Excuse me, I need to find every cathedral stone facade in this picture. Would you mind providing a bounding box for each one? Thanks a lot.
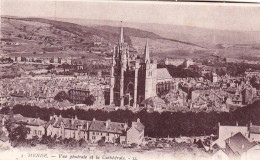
[110,23,174,107]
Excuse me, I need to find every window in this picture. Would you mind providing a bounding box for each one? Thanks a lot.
[92,136,96,140]
[38,131,42,136]
[34,130,37,135]
[107,133,109,136]
[93,132,95,135]
[96,132,99,135]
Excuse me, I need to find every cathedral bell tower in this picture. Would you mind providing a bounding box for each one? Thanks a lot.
[144,39,157,100]
[110,22,130,107]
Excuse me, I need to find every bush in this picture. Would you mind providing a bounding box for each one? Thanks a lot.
[54,91,69,102]
[97,137,105,146]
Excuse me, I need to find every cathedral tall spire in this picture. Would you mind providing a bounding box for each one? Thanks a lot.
[144,38,150,63]
[119,21,124,44]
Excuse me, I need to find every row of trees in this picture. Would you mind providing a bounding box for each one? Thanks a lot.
[158,64,201,78]
[205,61,260,77]
[1,100,259,138]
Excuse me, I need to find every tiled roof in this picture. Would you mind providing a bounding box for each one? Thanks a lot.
[50,116,91,131]
[156,68,172,80]
[225,132,256,155]
[132,122,144,133]
[141,96,166,108]
[14,114,46,126]
[89,120,125,134]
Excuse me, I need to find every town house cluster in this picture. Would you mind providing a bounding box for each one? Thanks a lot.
[0,114,145,145]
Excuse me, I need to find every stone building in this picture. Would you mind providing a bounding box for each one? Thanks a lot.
[13,114,46,139]
[126,118,145,145]
[88,118,128,144]
[68,88,90,104]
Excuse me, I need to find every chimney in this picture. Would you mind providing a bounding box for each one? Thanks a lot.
[137,118,140,123]
[75,115,78,120]
[93,118,96,121]
[242,144,245,149]
[236,121,238,126]
[218,122,220,126]
[1,116,5,126]
[106,119,111,128]
[124,122,128,131]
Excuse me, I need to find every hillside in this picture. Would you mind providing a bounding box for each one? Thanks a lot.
[1,16,260,61]
[1,16,202,59]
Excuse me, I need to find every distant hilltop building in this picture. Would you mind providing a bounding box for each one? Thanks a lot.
[109,22,174,107]
[165,58,194,68]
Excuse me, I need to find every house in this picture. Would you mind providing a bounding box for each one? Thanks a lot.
[1,113,145,145]
[225,132,256,160]
[211,123,249,149]
[126,118,144,145]
[13,114,46,139]
[0,114,10,148]
[68,88,90,104]
[242,144,260,160]
[88,118,127,144]
[46,115,90,141]
[249,123,260,142]
[0,130,10,148]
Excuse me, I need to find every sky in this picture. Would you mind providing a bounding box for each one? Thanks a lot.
[1,0,260,31]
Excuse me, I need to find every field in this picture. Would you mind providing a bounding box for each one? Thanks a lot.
[1,16,260,61]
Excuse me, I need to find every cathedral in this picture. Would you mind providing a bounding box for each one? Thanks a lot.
[110,23,175,107]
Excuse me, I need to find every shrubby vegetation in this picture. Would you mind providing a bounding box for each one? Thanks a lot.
[204,61,260,77]
[1,100,259,138]
[54,91,69,102]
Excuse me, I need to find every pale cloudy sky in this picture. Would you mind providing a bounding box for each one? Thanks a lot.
[1,0,260,31]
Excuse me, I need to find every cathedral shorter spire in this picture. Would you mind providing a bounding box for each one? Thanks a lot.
[119,21,124,44]
[144,38,150,63]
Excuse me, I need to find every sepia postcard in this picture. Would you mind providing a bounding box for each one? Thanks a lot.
[0,0,260,160]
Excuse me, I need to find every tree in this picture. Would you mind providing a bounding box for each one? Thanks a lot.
[54,91,69,102]
[97,137,105,146]
[84,95,96,106]
[0,106,11,114]
[9,124,30,142]
[30,135,40,146]
[250,76,260,89]
[46,64,55,70]
[79,138,87,147]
